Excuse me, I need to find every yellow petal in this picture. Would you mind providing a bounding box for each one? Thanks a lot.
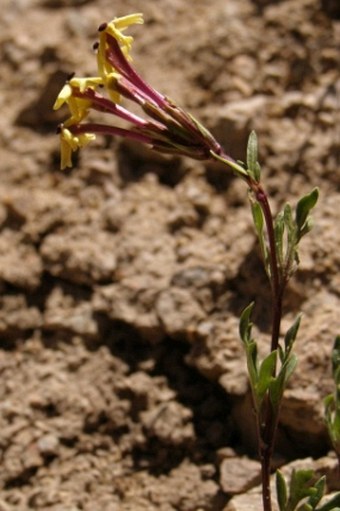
[97,31,112,79]
[62,128,79,151]
[77,133,96,148]
[59,127,96,169]
[53,83,72,110]
[69,76,103,93]
[103,13,144,62]
[60,134,73,169]
[112,13,144,30]
[63,96,91,126]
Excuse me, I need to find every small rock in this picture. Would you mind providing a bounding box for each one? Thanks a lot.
[37,434,59,456]
[220,456,261,494]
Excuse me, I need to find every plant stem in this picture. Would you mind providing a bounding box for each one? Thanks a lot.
[215,155,284,354]
[215,155,285,511]
[260,438,273,511]
[250,180,284,511]
[258,397,282,511]
[251,181,283,353]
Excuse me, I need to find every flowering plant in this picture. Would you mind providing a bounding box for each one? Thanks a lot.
[54,13,339,511]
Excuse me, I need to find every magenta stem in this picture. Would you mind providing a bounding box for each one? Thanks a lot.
[105,34,166,108]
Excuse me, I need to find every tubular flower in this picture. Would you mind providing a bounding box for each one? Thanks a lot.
[97,13,143,68]
[54,13,224,169]
[58,126,96,169]
[54,77,103,126]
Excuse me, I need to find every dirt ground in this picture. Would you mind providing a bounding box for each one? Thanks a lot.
[0,0,339,509]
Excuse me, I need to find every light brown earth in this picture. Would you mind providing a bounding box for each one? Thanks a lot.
[0,0,339,509]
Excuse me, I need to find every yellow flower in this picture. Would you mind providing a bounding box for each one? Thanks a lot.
[105,13,143,55]
[96,13,143,81]
[54,76,103,125]
[59,126,96,169]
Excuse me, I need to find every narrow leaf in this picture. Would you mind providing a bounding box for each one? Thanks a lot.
[189,113,222,151]
[284,314,302,353]
[254,162,261,182]
[274,211,285,267]
[306,476,325,508]
[278,344,285,364]
[295,188,319,234]
[251,200,264,233]
[269,354,297,409]
[251,200,269,272]
[239,302,254,344]
[246,341,259,392]
[247,130,259,181]
[210,150,249,178]
[299,216,314,239]
[316,492,340,511]
[276,470,288,511]
[257,351,277,401]
[284,203,297,251]
[287,469,315,510]
[284,353,298,382]
[331,335,340,378]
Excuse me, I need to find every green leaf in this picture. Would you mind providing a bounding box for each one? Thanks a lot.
[317,492,340,511]
[290,468,314,489]
[254,162,261,182]
[251,200,269,273]
[331,335,340,378]
[284,203,297,247]
[245,340,259,393]
[239,303,261,404]
[299,217,314,239]
[324,393,334,413]
[274,210,285,267]
[295,188,319,237]
[284,202,294,225]
[276,469,338,511]
[287,469,315,510]
[278,344,285,364]
[239,302,255,345]
[276,470,288,511]
[210,150,249,178]
[284,314,302,353]
[297,505,313,511]
[251,200,264,233]
[188,113,222,150]
[256,351,277,401]
[325,336,340,455]
[269,353,297,410]
[282,203,300,277]
[246,131,260,181]
[306,476,325,508]
[283,354,298,382]
[324,393,340,449]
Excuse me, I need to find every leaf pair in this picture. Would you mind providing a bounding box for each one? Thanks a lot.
[250,184,319,285]
[239,304,298,413]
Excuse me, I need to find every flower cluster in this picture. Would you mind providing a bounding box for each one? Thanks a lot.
[54,13,225,169]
